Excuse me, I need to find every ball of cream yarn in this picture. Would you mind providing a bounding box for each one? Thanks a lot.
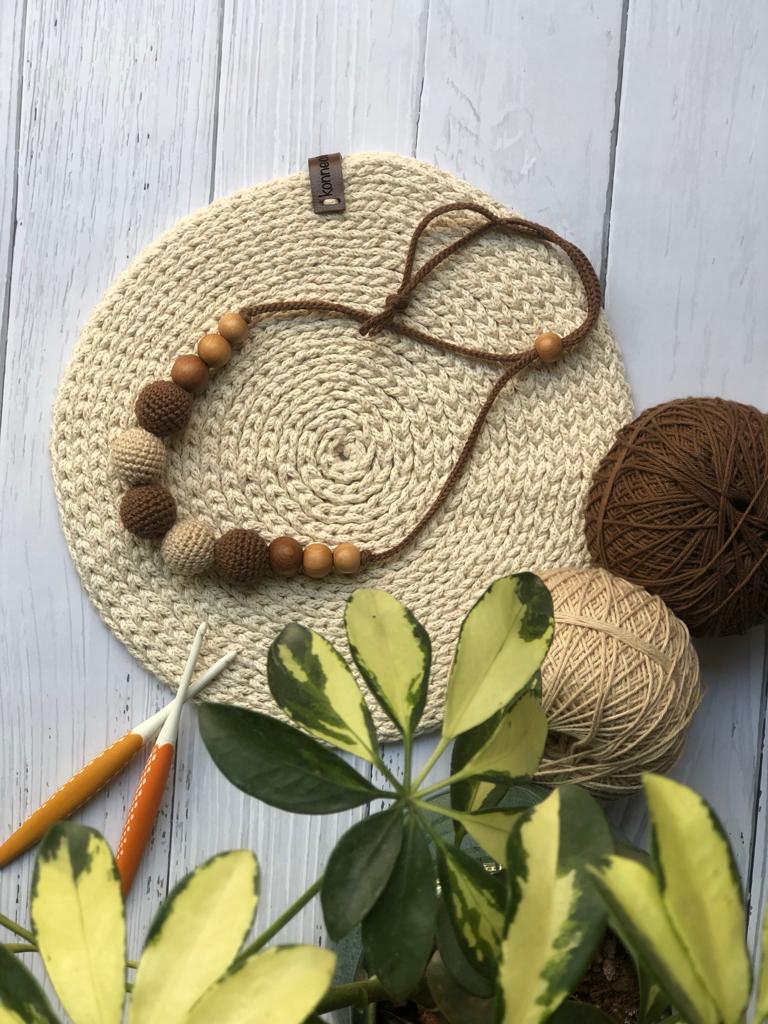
[536,566,701,797]
[110,427,166,485]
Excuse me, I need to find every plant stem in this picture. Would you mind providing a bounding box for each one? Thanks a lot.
[416,770,468,799]
[411,736,449,791]
[3,942,36,953]
[238,875,324,960]
[413,798,465,824]
[0,912,34,944]
[315,976,389,1013]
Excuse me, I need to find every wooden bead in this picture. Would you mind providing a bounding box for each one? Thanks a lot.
[172,354,209,394]
[303,543,333,579]
[333,542,361,575]
[162,519,215,576]
[119,484,176,539]
[269,536,303,577]
[198,333,232,368]
[534,332,564,364]
[217,312,249,346]
[215,528,269,585]
[135,380,193,437]
[110,427,166,485]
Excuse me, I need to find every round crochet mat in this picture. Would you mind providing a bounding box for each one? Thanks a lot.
[52,152,633,738]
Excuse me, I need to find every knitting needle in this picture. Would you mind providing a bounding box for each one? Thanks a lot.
[0,641,235,869]
[115,623,207,894]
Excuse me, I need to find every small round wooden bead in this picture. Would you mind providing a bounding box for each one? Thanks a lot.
[215,528,269,585]
[333,542,361,575]
[119,484,176,539]
[135,380,193,437]
[198,333,232,368]
[303,543,334,579]
[534,332,564,364]
[162,519,215,576]
[269,536,303,577]
[217,312,249,346]
[171,353,209,394]
[110,427,166,485]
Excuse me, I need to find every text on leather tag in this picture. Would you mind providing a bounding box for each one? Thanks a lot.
[308,153,346,214]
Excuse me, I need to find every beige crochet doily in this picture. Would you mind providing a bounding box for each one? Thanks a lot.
[51,152,634,738]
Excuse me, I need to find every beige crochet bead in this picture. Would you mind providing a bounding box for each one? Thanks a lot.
[161,519,216,576]
[110,428,167,484]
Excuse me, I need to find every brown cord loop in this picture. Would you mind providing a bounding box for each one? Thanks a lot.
[239,201,602,563]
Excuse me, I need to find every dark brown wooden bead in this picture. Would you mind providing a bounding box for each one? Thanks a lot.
[215,528,269,585]
[534,332,564,364]
[119,484,177,539]
[269,535,303,577]
[197,333,232,368]
[303,543,333,579]
[171,354,209,394]
[135,380,193,437]
[217,312,249,346]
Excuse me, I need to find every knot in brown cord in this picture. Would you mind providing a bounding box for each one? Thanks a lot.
[359,290,411,337]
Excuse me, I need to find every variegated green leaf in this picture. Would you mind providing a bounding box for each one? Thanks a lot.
[448,807,522,866]
[130,850,259,1024]
[32,823,125,1024]
[345,588,431,738]
[268,623,378,762]
[437,842,505,979]
[0,945,60,1024]
[443,575,554,740]
[185,945,335,1024]
[756,909,768,1024]
[496,787,610,1024]
[590,856,718,1024]
[644,773,751,1024]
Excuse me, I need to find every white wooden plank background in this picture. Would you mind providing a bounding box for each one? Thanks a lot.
[0,1,766,1017]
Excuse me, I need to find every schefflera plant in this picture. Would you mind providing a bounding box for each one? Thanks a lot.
[199,573,606,1011]
[0,822,334,1024]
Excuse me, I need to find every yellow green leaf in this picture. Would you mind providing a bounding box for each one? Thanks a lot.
[449,807,522,866]
[443,575,553,740]
[0,945,60,1023]
[755,909,768,1024]
[130,850,259,1024]
[345,588,431,738]
[437,843,505,979]
[185,945,335,1024]
[590,855,718,1024]
[31,823,124,1024]
[268,623,378,762]
[644,773,751,1024]
[455,694,547,788]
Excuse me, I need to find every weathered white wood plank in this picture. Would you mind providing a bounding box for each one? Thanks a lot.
[603,0,768,886]
[0,0,221,989]
[416,0,627,270]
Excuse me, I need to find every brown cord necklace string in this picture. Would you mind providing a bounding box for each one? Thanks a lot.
[237,202,602,565]
[118,201,603,585]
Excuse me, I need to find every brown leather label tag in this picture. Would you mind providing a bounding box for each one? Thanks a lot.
[308,153,346,214]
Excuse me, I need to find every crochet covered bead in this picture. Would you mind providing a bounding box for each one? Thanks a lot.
[162,519,215,576]
[135,380,193,436]
[215,528,269,585]
[110,427,167,485]
[119,484,177,539]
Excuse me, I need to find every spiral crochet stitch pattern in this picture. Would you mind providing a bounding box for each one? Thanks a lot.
[585,397,768,636]
[51,152,633,736]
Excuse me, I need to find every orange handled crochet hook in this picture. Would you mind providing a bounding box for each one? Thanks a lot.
[0,639,234,869]
[115,623,207,894]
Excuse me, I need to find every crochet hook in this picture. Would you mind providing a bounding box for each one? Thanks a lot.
[0,640,234,869]
[115,623,207,894]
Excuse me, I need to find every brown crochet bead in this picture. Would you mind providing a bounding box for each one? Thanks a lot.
[171,354,209,394]
[534,332,563,364]
[218,312,249,345]
[198,333,232,369]
[135,380,193,437]
[120,484,177,539]
[215,528,269,585]
[269,536,303,577]
[303,543,333,579]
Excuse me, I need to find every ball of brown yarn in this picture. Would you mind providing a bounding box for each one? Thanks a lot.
[119,484,177,539]
[135,380,193,437]
[585,397,768,636]
[162,519,215,576]
[536,566,701,798]
[214,528,269,585]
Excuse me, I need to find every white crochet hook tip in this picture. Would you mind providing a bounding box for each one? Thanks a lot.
[156,622,207,747]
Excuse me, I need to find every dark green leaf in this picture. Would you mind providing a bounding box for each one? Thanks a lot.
[435,899,493,999]
[362,815,438,1001]
[451,711,503,813]
[548,1000,615,1024]
[0,944,61,1023]
[436,842,505,980]
[426,950,495,1024]
[199,703,379,813]
[322,809,405,940]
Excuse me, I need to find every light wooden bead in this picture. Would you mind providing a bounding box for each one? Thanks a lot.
[269,536,303,577]
[303,543,333,579]
[333,542,361,575]
[162,519,215,576]
[198,333,232,368]
[534,331,564,364]
[218,312,249,346]
[110,427,166,485]
[172,353,209,394]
